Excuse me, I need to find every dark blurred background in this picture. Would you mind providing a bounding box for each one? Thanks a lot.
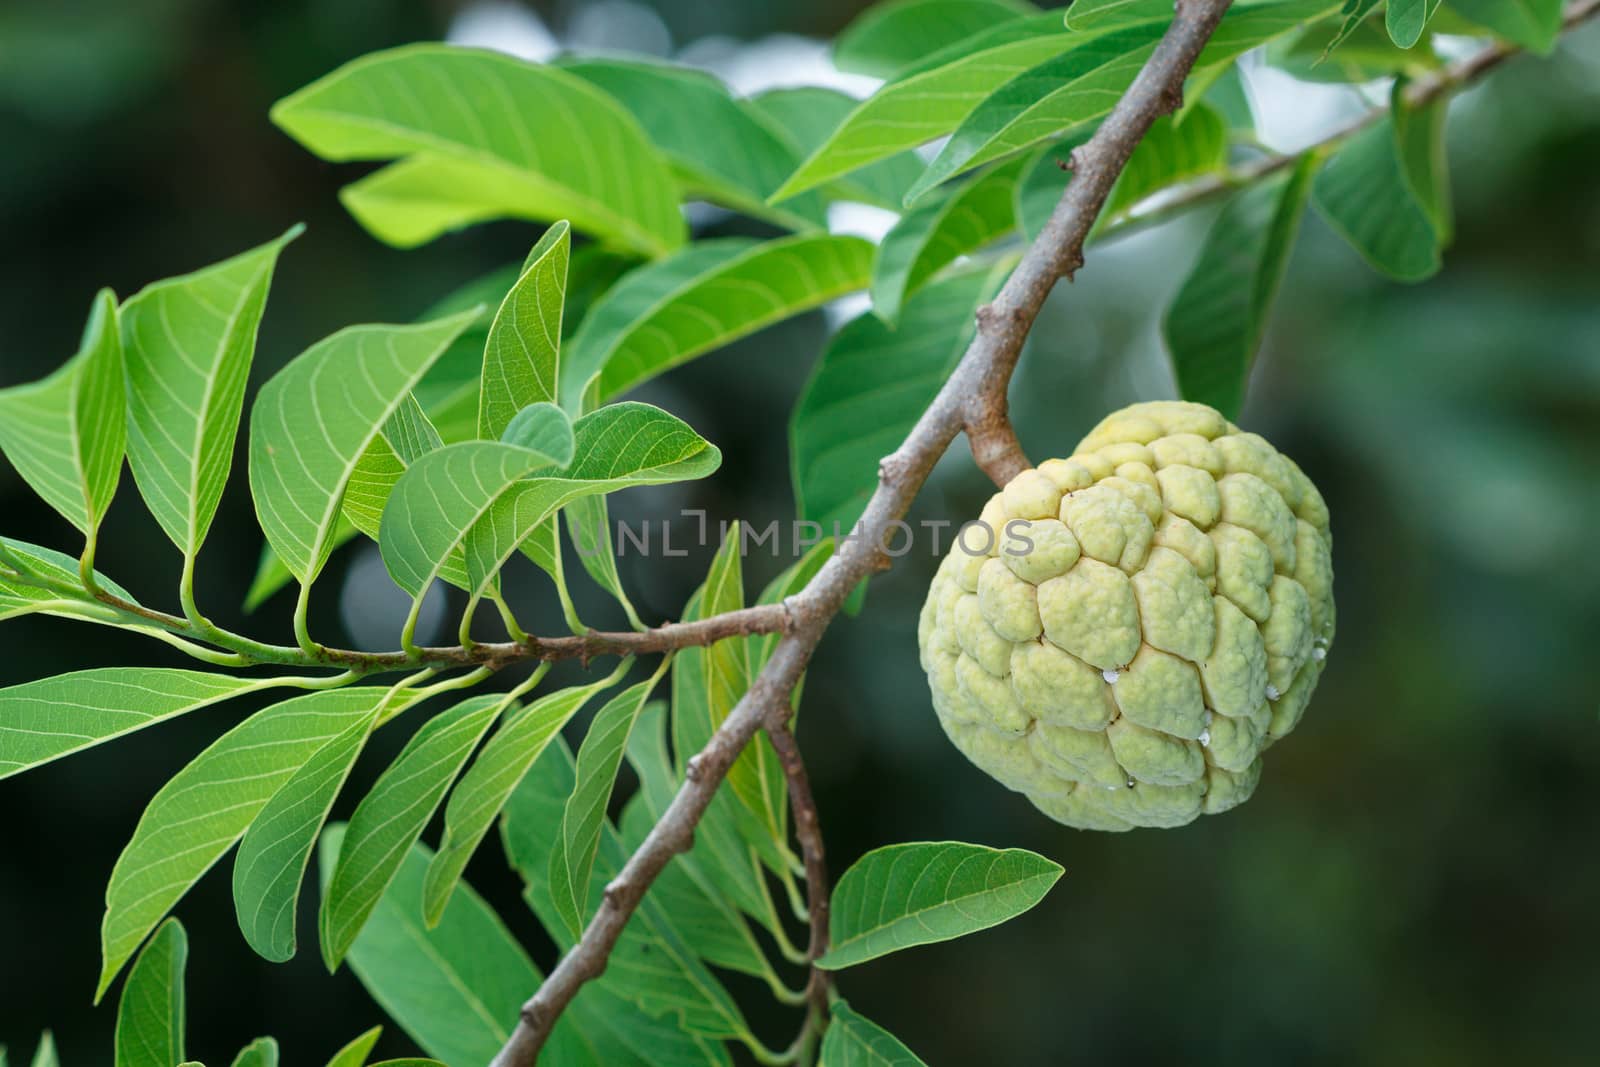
[3,1,1598,1064]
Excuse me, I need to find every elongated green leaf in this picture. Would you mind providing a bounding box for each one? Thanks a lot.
[249,310,478,586]
[872,157,1023,324]
[121,227,298,558]
[667,532,794,883]
[667,598,777,929]
[98,687,393,999]
[564,496,643,630]
[0,537,138,625]
[1164,154,1317,419]
[746,88,924,211]
[1064,0,1170,28]
[500,402,574,467]
[561,235,872,407]
[820,1002,928,1066]
[836,0,1037,78]
[422,669,623,925]
[503,735,749,1046]
[772,14,1075,200]
[622,705,774,978]
[548,678,659,940]
[319,829,592,1066]
[27,1033,58,1067]
[319,694,505,969]
[1313,114,1441,281]
[912,2,1334,201]
[115,918,185,1067]
[271,46,684,256]
[906,22,1164,203]
[343,393,446,543]
[562,58,828,231]
[1393,90,1452,245]
[461,403,721,599]
[1324,0,1383,56]
[233,704,381,962]
[0,668,265,780]
[1447,0,1561,52]
[1387,0,1442,47]
[378,441,550,599]
[819,841,1063,969]
[1104,104,1228,219]
[229,1039,278,1067]
[0,289,122,538]
[479,223,568,439]
[793,262,1011,533]
[323,1027,383,1067]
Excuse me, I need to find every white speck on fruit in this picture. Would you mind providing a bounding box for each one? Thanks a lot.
[1198,729,1211,746]
[1265,684,1281,701]
[1312,646,1327,662]
[1102,669,1120,684]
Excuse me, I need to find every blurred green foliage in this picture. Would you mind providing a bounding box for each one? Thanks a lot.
[1,1,1596,1064]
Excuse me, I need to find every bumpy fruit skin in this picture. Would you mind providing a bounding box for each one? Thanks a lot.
[918,401,1333,830]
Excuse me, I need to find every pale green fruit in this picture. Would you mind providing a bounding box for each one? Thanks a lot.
[918,401,1333,831]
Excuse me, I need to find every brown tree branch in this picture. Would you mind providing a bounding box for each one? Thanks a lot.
[491,2,1238,1063]
[765,715,832,1036]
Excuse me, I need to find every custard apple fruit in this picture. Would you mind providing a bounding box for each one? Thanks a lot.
[918,401,1333,830]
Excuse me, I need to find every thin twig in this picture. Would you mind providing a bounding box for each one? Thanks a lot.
[765,716,831,1038]
[490,2,1238,1062]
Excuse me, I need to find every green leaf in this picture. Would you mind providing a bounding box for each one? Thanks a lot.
[666,602,778,929]
[834,0,1037,78]
[561,58,829,231]
[548,678,659,940]
[249,310,479,587]
[1063,0,1171,28]
[121,227,298,559]
[323,1027,383,1067]
[500,402,575,467]
[377,440,551,599]
[271,45,684,256]
[669,527,788,852]
[746,88,924,211]
[564,496,644,630]
[0,537,139,625]
[343,393,446,544]
[871,156,1023,324]
[1447,0,1561,52]
[27,1034,58,1067]
[818,841,1063,970]
[819,1001,929,1066]
[1103,105,1228,220]
[98,687,395,1000]
[479,223,569,439]
[319,694,505,969]
[1393,89,1453,245]
[114,918,185,1067]
[793,262,1011,533]
[0,668,264,781]
[1387,0,1442,47]
[502,735,749,1045]
[229,1039,278,1067]
[422,670,623,925]
[1313,114,1442,281]
[1164,153,1316,419]
[318,829,581,1066]
[460,403,722,601]
[560,234,873,408]
[771,14,1075,201]
[910,2,1333,202]
[905,22,1165,203]
[233,704,381,962]
[0,288,123,540]
[621,706,774,979]
[1324,0,1383,56]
